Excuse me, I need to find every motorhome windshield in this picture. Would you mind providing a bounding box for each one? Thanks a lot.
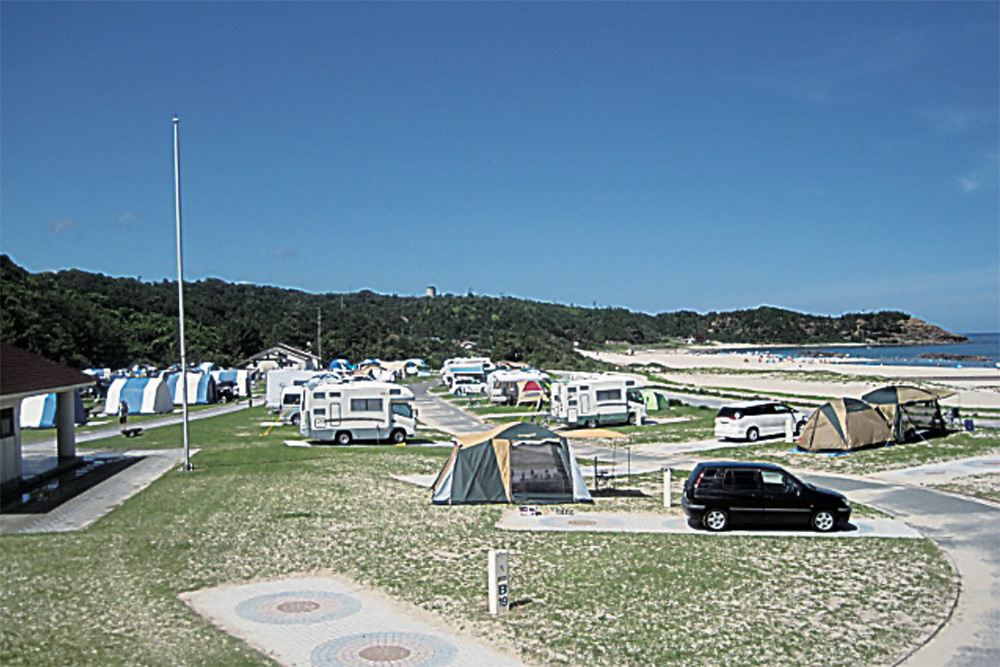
[391,402,413,419]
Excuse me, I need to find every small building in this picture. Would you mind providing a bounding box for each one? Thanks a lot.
[1,343,95,491]
[239,343,322,374]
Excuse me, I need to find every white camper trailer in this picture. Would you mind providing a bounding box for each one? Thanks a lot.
[550,374,647,428]
[265,369,328,409]
[299,381,418,445]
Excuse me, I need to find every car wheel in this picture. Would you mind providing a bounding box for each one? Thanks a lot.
[290,413,300,427]
[812,509,836,532]
[585,419,598,429]
[627,413,638,425]
[335,431,352,446]
[746,427,759,442]
[795,420,806,436]
[703,508,729,532]
[390,429,406,445]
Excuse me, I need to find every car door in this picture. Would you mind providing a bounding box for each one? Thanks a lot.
[721,469,763,525]
[760,470,811,526]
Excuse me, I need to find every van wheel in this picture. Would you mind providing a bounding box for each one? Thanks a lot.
[290,413,300,427]
[627,413,638,425]
[335,431,352,446]
[585,419,598,429]
[812,509,836,533]
[703,509,729,532]
[746,427,759,442]
[390,429,406,445]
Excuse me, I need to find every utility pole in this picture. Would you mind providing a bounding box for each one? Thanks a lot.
[317,307,322,363]
[173,115,192,472]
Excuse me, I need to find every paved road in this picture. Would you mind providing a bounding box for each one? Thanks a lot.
[22,401,250,453]
[411,381,487,435]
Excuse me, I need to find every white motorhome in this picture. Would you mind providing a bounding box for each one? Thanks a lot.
[265,369,342,409]
[550,373,646,428]
[298,381,418,445]
[439,357,494,390]
[278,386,304,425]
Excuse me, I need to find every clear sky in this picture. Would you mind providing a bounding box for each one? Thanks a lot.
[2,1,998,333]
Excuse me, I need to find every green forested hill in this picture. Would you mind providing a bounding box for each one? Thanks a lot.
[0,255,965,370]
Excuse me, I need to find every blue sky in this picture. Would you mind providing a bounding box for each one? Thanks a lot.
[2,1,998,333]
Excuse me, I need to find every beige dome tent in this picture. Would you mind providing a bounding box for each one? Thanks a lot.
[797,398,893,452]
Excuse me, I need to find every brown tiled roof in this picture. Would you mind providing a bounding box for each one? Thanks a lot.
[0,342,95,398]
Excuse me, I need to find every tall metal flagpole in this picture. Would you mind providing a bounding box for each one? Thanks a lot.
[173,116,192,472]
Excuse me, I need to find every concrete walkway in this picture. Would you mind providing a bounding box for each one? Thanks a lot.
[0,448,188,535]
[181,574,521,666]
[497,509,921,539]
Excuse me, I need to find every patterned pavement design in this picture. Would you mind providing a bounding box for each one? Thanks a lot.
[497,510,922,538]
[181,575,521,667]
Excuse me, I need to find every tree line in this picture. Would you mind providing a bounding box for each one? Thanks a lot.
[0,254,956,371]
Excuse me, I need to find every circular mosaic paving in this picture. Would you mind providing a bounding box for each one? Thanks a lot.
[311,632,457,666]
[540,515,623,529]
[235,590,361,624]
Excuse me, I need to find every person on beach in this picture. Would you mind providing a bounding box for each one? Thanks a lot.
[118,398,129,432]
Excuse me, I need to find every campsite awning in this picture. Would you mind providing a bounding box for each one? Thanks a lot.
[861,386,955,404]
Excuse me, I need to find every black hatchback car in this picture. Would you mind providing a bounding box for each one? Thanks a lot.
[681,461,851,532]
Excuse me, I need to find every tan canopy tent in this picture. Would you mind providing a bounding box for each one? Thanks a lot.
[860,385,953,442]
[797,398,893,452]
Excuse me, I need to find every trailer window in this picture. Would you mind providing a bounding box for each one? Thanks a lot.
[313,407,326,416]
[314,392,325,399]
[0,408,13,438]
[351,398,383,412]
[389,389,401,396]
[391,403,412,419]
[596,389,621,402]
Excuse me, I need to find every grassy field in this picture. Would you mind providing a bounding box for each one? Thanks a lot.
[0,406,958,666]
[695,430,1000,476]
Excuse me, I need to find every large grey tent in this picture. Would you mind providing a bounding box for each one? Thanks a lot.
[797,398,893,452]
[860,385,953,442]
[431,422,592,505]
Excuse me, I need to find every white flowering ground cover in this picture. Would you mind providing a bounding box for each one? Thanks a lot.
[933,471,1000,502]
[700,430,1000,476]
[0,407,955,665]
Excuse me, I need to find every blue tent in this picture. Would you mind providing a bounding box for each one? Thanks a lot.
[328,359,354,371]
[20,390,88,429]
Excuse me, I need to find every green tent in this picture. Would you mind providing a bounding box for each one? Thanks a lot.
[640,388,671,412]
[431,422,592,505]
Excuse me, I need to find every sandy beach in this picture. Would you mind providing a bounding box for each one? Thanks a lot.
[582,348,1000,409]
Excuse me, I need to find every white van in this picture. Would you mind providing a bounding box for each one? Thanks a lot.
[550,374,646,428]
[714,401,806,441]
[299,381,418,445]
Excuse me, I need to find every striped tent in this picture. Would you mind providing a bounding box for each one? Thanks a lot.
[164,372,217,405]
[19,390,88,429]
[103,378,174,415]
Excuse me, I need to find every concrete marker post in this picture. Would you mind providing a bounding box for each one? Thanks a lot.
[663,467,672,508]
[488,550,510,615]
[785,416,794,443]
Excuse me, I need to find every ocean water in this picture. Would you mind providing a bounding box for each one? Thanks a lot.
[751,332,1000,369]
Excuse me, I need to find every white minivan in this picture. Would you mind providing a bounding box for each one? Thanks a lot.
[714,401,806,442]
